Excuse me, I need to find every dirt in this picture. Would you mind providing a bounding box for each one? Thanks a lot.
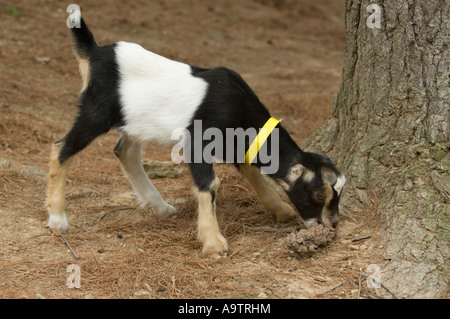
[0,0,387,299]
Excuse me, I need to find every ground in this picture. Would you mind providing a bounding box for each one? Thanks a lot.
[0,0,387,299]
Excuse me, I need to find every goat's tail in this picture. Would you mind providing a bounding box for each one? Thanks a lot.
[67,7,97,58]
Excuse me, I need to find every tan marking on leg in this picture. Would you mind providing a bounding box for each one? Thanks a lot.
[77,58,91,92]
[195,176,228,258]
[240,165,297,222]
[45,142,73,232]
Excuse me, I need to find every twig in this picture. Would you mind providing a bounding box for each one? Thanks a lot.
[227,241,244,259]
[350,267,400,299]
[97,206,136,223]
[378,280,400,299]
[348,278,388,299]
[365,291,385,299]
[59,233,80,260]
[362,272,399,299]
[350,234,372,242]
[230,184,250,192]
[316,282,344,296]
[171,276,180,295]
[357,268,362,299]
[244,225,296,234]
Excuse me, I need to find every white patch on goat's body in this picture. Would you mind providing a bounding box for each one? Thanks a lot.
[334,174,346,195]
[116,42,208,145]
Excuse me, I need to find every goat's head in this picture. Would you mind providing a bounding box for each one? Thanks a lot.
[284,153,346,230]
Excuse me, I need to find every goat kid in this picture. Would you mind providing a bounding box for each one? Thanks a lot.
[46,9,346,258]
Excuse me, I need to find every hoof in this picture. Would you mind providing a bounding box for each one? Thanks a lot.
[155,203,177,218]
[201,233,229,258]
[47,213,69,232]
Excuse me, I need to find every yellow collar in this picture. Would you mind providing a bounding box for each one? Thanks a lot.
[245,117,280,165]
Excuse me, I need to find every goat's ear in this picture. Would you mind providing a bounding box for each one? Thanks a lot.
[322,169,337,185]
[286,164,304,184]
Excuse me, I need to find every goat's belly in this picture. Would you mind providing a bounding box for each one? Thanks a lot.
[120,118,189,146]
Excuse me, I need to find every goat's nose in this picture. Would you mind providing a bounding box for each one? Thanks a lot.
[332,221,339,230]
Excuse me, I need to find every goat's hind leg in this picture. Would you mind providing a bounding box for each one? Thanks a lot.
[46,105,116,232]
[46,137,74,232]
[114,134,176,218]
[46,122,101,231]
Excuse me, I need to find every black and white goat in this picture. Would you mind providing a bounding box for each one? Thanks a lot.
[46,10,345,258]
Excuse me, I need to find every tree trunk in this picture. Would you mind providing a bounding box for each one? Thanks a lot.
[304,0,449,298]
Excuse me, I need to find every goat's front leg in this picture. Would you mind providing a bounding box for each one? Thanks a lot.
[190,163,228,258]
[239,164,297,222]
[114,134,176,218]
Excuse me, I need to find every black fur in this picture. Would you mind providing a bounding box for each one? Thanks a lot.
[189,66,303,181]
[58,44,124,163]
[70,16,97,58]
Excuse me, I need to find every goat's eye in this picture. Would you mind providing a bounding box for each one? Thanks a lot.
[312,190,326,203]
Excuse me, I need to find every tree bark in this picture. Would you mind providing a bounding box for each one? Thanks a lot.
[304,0,449,298]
